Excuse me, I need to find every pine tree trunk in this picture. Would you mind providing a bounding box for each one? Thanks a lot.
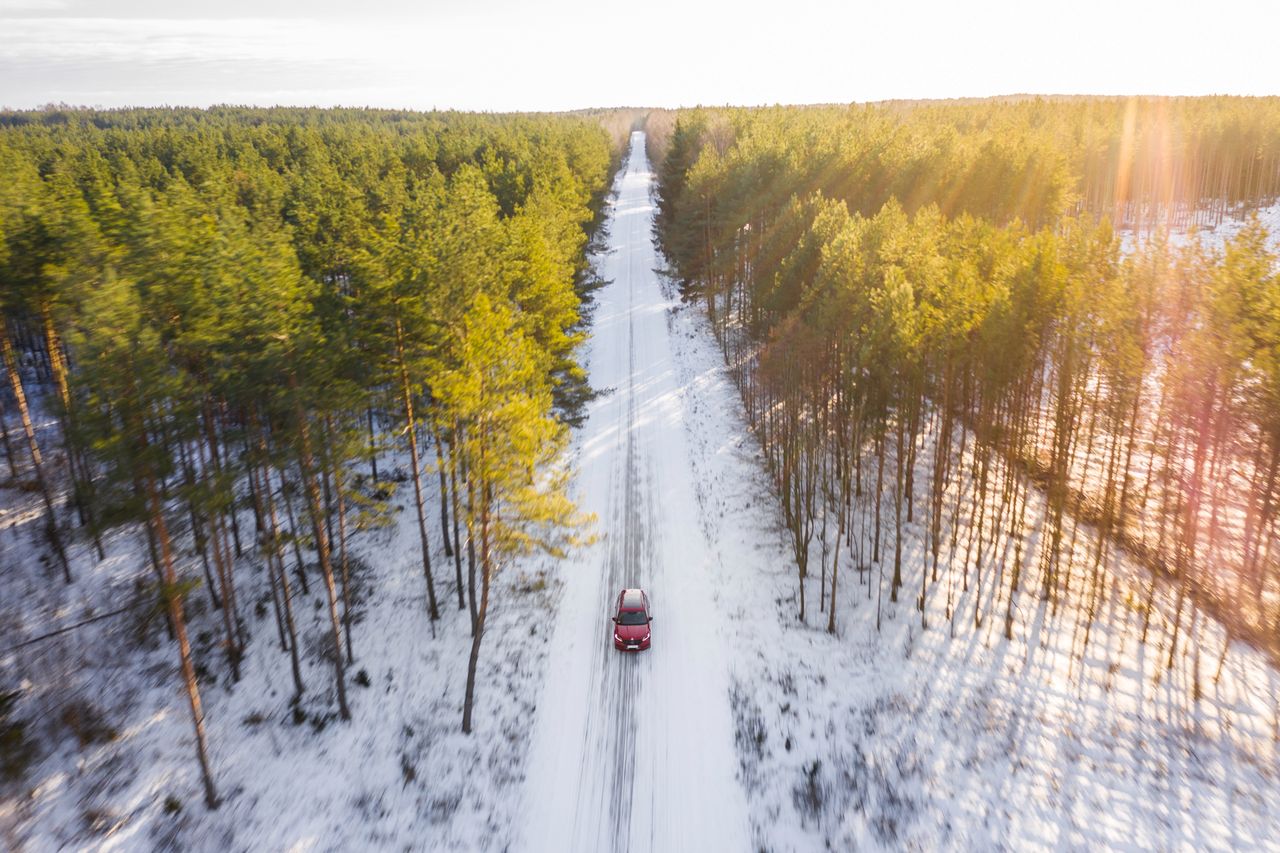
[257,441,305,700]
[202,402,245,648]
[0,391,19,481]
[1,322,70,582]
[464,451,479,634]
[201,402,243,560]
[135,478,176,641]
[891,409,905,603]
[143,469,218,809]
[462,476,493,735]
[367,405,379,483]
[828,498,844,635]
[248,463,289,651]
[290,375,350,720]
[327,415,355,664]
[279,475,310,596]
[180,438,222,611]
[209,508,243,679]
[41,304,90,540]
[199,422,242,682]
[447,430,467,612]
[874,432,885,565]
[396,320,440,622]
[320,449,337,566]
[432,422,455,560]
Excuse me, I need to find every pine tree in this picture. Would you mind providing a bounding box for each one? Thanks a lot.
[434,293,588,734]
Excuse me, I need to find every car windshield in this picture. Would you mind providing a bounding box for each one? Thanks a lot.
[617,610,648,626]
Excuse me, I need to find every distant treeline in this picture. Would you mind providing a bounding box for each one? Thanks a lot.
[649,96,1280,231]
[654,99,1280,685]
[0,106,618,806]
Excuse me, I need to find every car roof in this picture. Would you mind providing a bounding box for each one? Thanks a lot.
[619,588,646,609]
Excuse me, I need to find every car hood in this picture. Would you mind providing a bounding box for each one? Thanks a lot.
[614,622,649,640]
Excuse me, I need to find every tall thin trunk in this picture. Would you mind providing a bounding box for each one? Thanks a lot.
[396,319,440,622]
[248,462,289,652]
[202,402,245,644]
[891,408,905,603]
[0,393,18,480]
[464,451,479,634]
[179,438,222,610]
[444,426,466,611]
[327,414,355,664]
[1,323,70,582]
[199,419,243,682]
[143,465,218,809]
[209,505,243,680]
[432,422,455,559]
[280,475,310,596]
[874,431,885,565]
[255,420,304,700]
[42,304,90,542]
[462,472,493,735]
[290,374,350,720]
[320,448,337,566]
[828,497,844,635]
[202,402,243,559]
[136,477,176,641]
[367,405,379,483]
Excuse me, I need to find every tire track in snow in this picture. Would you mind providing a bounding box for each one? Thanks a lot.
[568,169,648,850]
[601,161,660,849]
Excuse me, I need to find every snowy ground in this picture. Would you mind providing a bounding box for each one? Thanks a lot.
[4,133,1280,852]
[0,427,567,851]
[668,303,1280,849]
[1118,201,1280,253]
[659,205,1280,846]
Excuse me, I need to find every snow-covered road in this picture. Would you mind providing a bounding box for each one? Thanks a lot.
[517,132,751,851]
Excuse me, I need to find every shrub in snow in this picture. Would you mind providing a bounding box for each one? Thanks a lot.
[0,689,37,783]
[58,697,117,748]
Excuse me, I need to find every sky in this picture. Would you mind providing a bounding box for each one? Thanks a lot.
[1,0,1278,111]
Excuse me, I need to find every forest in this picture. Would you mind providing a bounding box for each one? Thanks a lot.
[653,96,1280,688]
[0,106,618,807]
[4,96,1280,845]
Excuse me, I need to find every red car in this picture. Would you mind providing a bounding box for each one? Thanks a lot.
[612,588,653,651]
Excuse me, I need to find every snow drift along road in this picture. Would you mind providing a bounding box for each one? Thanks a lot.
[517,132,751,851]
